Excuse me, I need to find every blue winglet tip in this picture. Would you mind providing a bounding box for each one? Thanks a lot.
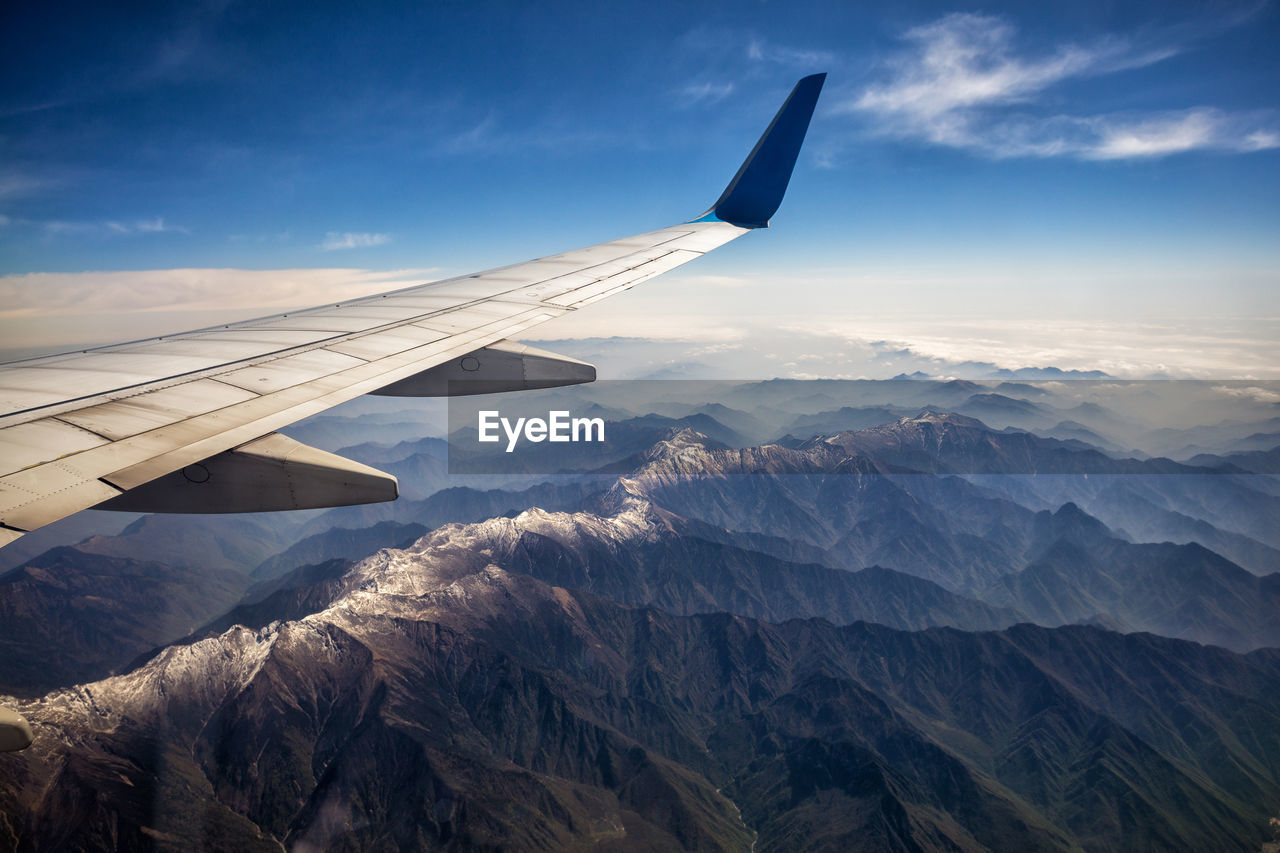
[696,73,826,229]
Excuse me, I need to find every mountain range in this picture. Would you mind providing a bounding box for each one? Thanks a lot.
[5,542,1280,851]
[3,380,1280,851]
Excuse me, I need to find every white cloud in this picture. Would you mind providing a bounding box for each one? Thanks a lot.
[134,216,188,234]
[43,217,190,236]
[847,13,1279,159]
[502,319,1280,381]
[0,267,436,318]
[1087,108,1277,159]
[0,267,441,352]
[781,316,1280,378]
[679,81,735,106]
[229,229,293,244]
[444,115,499,154]
[434,112,617,157]
[1245,130,1280,150]
[0,172,49,200]
[321,231,391,250]
[685,342,743,356]
[678,274,751,288]
[1211,385,1280,403]
[747,38,835,68]
[42,221,95,235]
[522,311,749,344]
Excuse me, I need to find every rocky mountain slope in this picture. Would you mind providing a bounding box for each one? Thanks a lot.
[0,547,246,696]
[4,538,1279,851]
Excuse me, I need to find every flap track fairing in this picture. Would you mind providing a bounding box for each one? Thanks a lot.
[370,340,595,397]
[100,433,397,514]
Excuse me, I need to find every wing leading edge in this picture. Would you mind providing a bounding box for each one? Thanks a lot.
[0,73,825,550]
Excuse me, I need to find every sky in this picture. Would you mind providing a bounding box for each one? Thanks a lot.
[2,0,1278,377]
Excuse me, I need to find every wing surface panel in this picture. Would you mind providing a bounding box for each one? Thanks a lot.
[0,304,565,533]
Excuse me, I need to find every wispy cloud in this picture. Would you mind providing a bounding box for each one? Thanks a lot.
[515,315,1280,379]
[43,217,190,236]
[1211,384,1280,404]
[678,274,751,288]
[847,13,1279,159]
[321,231,391,250]
[786,316,1280,378]
[679,81,735,107]
[0,172,51,200]
[229,229,293,244]
[433,112,617,157]
[1089,109,1280,159]
[133,217,188,234]
[444,114,499,154]
[747,37,835,69]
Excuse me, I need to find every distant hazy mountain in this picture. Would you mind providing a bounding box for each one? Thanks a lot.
[777,405,915,439]
[0,510,136,575]
[333,436,451,499]
[1187,445,1280,474]
[280,479,608,568]
[980,503,1280,651]
[251,520,430,580]
[0,546,246,695]
[280,409,446,451]
[1227,431,1280,453]
[1033,478,1280,575]
[616,426,1076,592]
[952,392,1057,429]
[608,427,1280,650]
[965,467,1280,553]
[73,514,295,574]
[643,401,776,445]
[0,513,311,695]
[1032,419,1126,452]
[1145,416,1280,459]
[818,412,1207,475]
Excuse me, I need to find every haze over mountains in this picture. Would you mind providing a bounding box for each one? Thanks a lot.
[2,378,1279,851]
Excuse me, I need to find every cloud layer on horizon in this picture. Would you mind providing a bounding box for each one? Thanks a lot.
[527,317,1280,381]
[0,267,433,319]
[321,231,391,250]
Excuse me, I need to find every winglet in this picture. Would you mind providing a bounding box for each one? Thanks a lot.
[696,73,826,229]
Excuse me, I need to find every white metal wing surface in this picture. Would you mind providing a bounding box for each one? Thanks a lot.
[0,74,825,551]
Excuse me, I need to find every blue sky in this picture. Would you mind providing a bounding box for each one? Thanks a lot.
[2,0,1278,376]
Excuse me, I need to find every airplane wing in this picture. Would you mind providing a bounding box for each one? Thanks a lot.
[0,73,825,552]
